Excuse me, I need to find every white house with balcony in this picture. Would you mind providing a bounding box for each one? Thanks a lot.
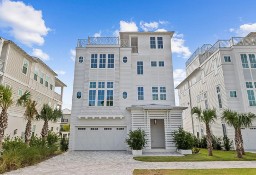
[69,32,185,151]
[176,32,256,151]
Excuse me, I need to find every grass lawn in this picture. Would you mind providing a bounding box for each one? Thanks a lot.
[133,169,256,175]
[134,149,256,162]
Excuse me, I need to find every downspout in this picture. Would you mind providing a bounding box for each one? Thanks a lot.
[188,79,195,135]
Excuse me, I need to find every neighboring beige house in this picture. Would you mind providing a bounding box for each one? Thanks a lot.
[60,108,71,138]
[69,32,185,151]
[0,37,66,138]
[176,32,256,150]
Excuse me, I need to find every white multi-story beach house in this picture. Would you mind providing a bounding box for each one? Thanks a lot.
[0,37,66,138]
[176,32,256,150]
[69,32,185,151]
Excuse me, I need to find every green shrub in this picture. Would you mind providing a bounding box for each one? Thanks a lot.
[47,131,59,147]
[2,137,27,151]
[172,128,195,150]
[223,135,233,151]
[212,135,222,150]
[60,137,69,151]
[192,147,200,154]
[126,129,147,150]
[30,135,46,147]
[198,136,207,148]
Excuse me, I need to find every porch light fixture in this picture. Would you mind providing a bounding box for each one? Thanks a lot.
[154,119,157,125]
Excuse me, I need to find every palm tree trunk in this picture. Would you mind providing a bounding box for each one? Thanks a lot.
[235,128,243,158]
[206,123,213,156]
[238,128,245,155]
[25,119,32,145]
[0,109,8,149]
[41,119,48,139]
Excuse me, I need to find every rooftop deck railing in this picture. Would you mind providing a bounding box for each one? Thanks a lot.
[186,36,256,67]
[77,37,119,47]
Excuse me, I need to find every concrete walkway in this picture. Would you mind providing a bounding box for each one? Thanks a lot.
[5,151,256,175]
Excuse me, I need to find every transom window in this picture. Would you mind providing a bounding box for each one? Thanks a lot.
[249,54,256,68]
[159,61,164,67]
[108,54,114,68]
[150,37,156,49]
[137,61,143,75]
[246,82,253,88]
[107,82,113,88]
[230,91,237,97]
[98,82,105,88]
[22,59,29,75]
[91,54,98,68]
[224,56,231,62]
[137,87,144,100]
[99,54,106,68]
[157,37,163,49]
[241,54,249,68]
[90,82,96,88]
[151,61,157,67]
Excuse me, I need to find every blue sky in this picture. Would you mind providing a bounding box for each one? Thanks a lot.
[1,0,256,109]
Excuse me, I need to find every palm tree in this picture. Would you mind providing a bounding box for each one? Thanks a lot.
[17,91,38,144]
[192,107,217,156]
[0,85,13,149]
[37,104,62,139]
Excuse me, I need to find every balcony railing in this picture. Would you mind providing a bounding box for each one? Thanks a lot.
[77,37,119,47]
[186,36,256,67]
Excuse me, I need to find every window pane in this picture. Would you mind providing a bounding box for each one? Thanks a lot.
[157,37,163,49]
[107,82,113,88]
[137,61,143,75]
[138,87,144,100]
[97,90,105,106]
[98,82,105,88]
[90,82,96,88]
[151,61,157,67]
[150,37,156,49]
[79,56,83,63]
[99,54,106,68]
[224,56,231,62]
[123,92,127,99]
[247,90,256,106]
[89,90,96,106]
[159,61,164,67]
[108,54,114,68]
[241,54,249,68]
[77,92,81,99]
[160,94,166,100]
[249,54,256,68]
[91,54,97,68]
[246,82,253,88]
[107,90,113,106]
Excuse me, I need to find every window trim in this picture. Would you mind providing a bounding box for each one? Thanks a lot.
[22,59,29,75]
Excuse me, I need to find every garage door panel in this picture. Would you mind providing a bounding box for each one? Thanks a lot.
[242,127,256,151]
[75,126,127,150]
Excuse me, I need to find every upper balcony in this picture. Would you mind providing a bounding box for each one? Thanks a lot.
[77,37,119,47]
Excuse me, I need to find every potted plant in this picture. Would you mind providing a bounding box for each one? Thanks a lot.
[126,128,146,156]
[172,128,195,154]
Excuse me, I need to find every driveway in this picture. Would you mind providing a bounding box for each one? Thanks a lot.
[5,151,256,175]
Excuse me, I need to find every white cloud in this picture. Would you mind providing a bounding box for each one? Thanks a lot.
[171,33,191,58]
[93,31,101,37]
[120,20,138,32]
[70,49,76,61]
[155,28,167,32]
[230,23,256,36]
[55,70,66,75]
[32,48,49,61]
[0,0,50,46]
[140,21,159,32]
[113,29,119,37]
[173,69,186,87]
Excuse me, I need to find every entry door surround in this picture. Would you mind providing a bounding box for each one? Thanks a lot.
[150,119,165,149]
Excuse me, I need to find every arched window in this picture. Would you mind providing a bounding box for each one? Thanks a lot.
[123,92,127,99]
[123,56,127,63]
[77,92,81,99]
[78,56,84,63]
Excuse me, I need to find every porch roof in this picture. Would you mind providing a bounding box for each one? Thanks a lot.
[126,104,187,110]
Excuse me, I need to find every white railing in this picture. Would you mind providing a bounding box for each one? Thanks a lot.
[77,37,119,47]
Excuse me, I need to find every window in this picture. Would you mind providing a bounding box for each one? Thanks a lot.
[255,82,256,88]
[51,127,53,131]
[99,54,106,68]
[50,84,53,90]
[106,90,113,106]
[97,90,104,106]
[107,82,113,88]
[157,37,163,49]
[160,87,166,100]
[123,92,127,99]
[246,82,253,88]
[45,76,49,87]
[90,82,96,88]
[98,82,105,88]
[159,61,164,67]
[249,54,256,68]
[138,87,144,100]
[131,37,138,53]
[104,128,112,130]
[78,56,83,63]
[40,72,44,84]
[224,56,231,62]
[91,54,97,68]
[222,124,227,136]
[152,87,158,100]
[117,128,124,130]
[150,37,156,49]
[123,56,127,63]
[247,90,256,106]
[18,89,22,96]
[77,92,81,99]
[107,54,114,68]
[151,61,157,67]
[78,128,86,130]
[230,91,237,97]
[216,86,222,108]
[137,61,143,75]
[91,128,98,130]
[22,59,29,75]
[13,129,18,135]
[34,68,38,81]
[241,54,249,68]
[89,90,96,106]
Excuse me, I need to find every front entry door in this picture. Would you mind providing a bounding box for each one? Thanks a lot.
[150,119,165,148]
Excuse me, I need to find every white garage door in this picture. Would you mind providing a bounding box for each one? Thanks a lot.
[74,126,127,150]
[241,127,256,151]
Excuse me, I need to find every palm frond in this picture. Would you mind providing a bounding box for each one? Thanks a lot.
[17,91,31,106]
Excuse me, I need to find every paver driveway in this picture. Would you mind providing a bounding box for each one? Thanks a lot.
[5,151,256,175]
